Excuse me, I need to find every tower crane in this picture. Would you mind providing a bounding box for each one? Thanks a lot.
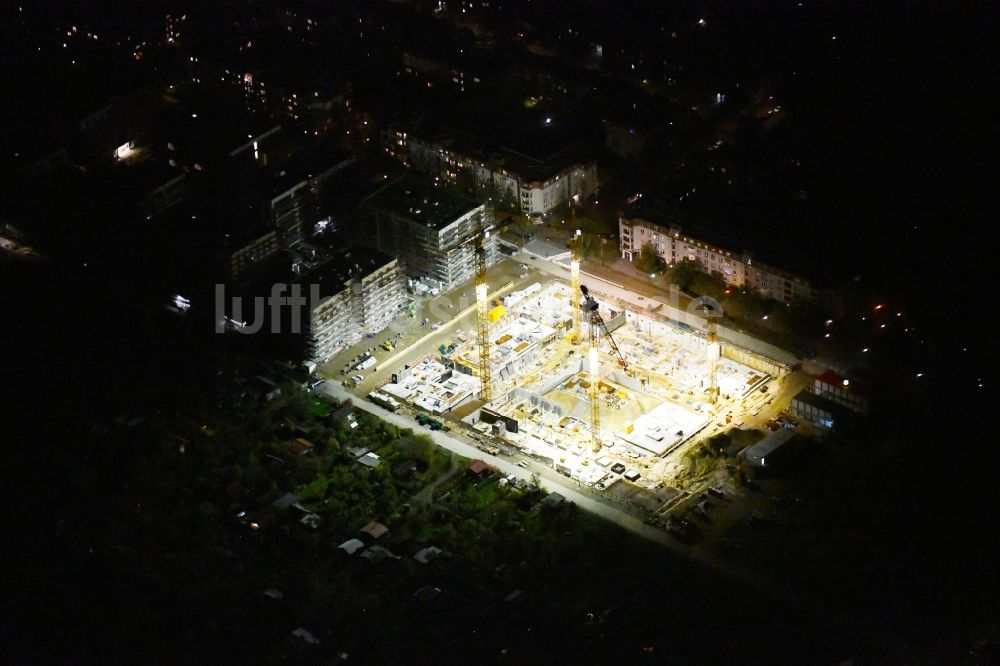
[581,285,628,369]
[580,284,628,452]
[475,234,492,402]
[441,214,516,403]
[706,317,720,404]
[569,230,582,344]
[696,301,721,404]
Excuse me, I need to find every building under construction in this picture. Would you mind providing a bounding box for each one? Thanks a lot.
[304,247,406,363]
[359,176,499,290]
[376,276,791,488]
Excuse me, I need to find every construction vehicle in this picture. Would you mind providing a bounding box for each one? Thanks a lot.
[415,413,444,430]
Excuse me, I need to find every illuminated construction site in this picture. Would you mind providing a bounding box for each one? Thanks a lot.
[378,273,791,485]
[364,213,792,491]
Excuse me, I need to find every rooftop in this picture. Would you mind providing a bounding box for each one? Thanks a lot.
[793,389,847,412]
[154,87,283,165]
[743,429,798,468]
[541,492,566,507]
[265,142,356,199]
[231,242,395,306]
[360,521,389,540]
[410,120,595,185]
[815,370,865,392]
[468,459,496,476]
[110,156,186,204]
[361,176,482,230]
[303,245,397,303]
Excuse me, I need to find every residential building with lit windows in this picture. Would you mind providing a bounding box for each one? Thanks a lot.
[227,230,281,278]
[618,205,817,303]
[360,176,498,289]
[305,248,406,363]
[791,390,848,434]
[813,371,869,415]
[265,151,357,249]
[221,242,404,364]
[383,124,598,216]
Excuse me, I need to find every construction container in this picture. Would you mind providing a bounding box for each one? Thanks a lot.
[488,304,506,322]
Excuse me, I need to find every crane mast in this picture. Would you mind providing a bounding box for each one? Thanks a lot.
[588,344,600,452]
[570,230,582,345]
[581,285,628,369]
[706,317,719,404]
[580,285,628,452]
[476,234,491,403]
[441,214,517,404]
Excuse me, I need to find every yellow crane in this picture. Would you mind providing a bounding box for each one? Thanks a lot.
[569,229,582,345]
[694,300,721,404]
[580,285,628,452]
[442,214,515,403]
[475,234,492,402]
[706,316,720,404]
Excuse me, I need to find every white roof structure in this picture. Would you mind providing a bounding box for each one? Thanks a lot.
[616,401,711,455]
[414,545,443,564]
[338,538,366,555]
[743,429,798,468]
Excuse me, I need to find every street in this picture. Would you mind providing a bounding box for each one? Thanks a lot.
[315,379,820,618]
[319,256,536,394]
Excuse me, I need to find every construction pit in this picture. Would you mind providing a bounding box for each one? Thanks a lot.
[377,280,790,494]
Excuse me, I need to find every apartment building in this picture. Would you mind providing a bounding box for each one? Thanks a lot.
[219,143,358,279]
[266,151,357,249]
[791,390,852,434]
[813,371,869,415]
[306,248,406,363]
[618,207,817,303]
[360,177,498,289]
[227,230,281,278]
[383,124,597,216]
